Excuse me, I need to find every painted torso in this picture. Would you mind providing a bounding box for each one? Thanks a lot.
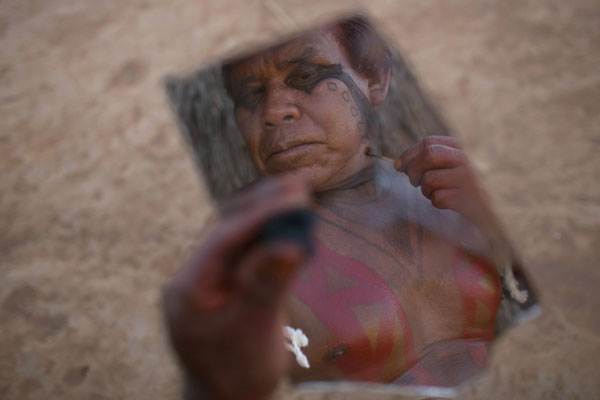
[287,162,501,386]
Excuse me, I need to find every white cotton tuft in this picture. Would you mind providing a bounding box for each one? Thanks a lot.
[502,261,528,304]
[491,237,529,304]
[283,326,310,368]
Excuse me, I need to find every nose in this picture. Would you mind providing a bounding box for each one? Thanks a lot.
[263,85,301,128]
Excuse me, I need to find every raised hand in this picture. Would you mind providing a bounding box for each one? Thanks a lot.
[162,177,312,400]
[394,136,497,233]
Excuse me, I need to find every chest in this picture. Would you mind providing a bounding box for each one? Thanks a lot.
[286,210,500,382]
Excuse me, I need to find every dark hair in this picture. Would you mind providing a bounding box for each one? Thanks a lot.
[330,15,391,81]
[221,15,390,98]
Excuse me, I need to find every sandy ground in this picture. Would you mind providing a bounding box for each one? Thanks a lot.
[1,0,599,399]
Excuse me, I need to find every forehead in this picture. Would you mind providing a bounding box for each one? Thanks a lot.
[228,29,349,81]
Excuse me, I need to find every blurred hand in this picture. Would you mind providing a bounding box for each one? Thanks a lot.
[395,136,496,233]
[163,177,312,400]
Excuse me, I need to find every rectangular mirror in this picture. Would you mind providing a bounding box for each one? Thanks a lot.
[165,12,538,397]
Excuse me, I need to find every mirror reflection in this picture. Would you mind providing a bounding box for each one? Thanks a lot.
[164,14,538,397]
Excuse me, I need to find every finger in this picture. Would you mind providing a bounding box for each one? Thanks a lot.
[166,210,309,313]
[429,188,461,210]
[173,187,311,302]
[206,178,311,257]
[236,241,307,306]
[420,168,465,199]
[162,277,232,319]
[403,145,465,187]
[395,136,462,171]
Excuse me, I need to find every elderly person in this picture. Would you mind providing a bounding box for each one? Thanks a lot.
[164,17,509,400]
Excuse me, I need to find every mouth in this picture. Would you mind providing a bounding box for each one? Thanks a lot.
[265,142,322,163]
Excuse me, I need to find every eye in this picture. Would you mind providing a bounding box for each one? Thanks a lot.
[247,86,264,95]
[285,68,319,90]
[234,86,265,110]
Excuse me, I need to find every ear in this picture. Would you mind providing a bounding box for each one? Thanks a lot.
[367,54,391,107]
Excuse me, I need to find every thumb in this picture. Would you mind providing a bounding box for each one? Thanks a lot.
[237,241,307,306]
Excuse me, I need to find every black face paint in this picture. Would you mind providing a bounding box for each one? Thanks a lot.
[233,85,265,111]
[284,62,344,94]
[232,63,343,111]
[334,67,379,141]
[232,60,379,141]
[285,60,379,141]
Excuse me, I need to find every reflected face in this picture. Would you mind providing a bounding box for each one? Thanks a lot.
[227,30,376,191]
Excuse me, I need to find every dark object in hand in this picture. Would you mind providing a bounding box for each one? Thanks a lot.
[257,209,315,255]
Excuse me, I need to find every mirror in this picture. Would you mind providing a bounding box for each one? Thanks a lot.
[165,13,538,395]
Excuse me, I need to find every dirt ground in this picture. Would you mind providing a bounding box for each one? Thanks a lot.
[1,0,599,399]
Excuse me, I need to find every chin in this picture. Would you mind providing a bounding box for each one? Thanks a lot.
[260,149,368,191]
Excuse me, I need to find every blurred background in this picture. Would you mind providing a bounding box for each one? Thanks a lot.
[1,1,599,399]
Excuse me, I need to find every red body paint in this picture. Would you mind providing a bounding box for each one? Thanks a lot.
[292,241,415,381]
[293,242,500,385]
[453,251,501,340]
[395,252,500,386]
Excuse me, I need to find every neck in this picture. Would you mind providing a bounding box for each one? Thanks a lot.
[315,163,377,205]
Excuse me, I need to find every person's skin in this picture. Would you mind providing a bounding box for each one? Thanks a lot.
[227,29,388,192]
[163,27,503,399]
[163,177,312,400]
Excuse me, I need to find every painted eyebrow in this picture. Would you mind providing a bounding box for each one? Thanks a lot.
[230,75,260,98]
[231,47,327,92]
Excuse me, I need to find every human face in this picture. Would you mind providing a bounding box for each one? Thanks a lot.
[227,30,376,192]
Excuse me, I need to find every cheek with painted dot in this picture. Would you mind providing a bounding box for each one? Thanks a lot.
[298,77,372,162]
[338,88,359,118]
[322,79,362,122]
